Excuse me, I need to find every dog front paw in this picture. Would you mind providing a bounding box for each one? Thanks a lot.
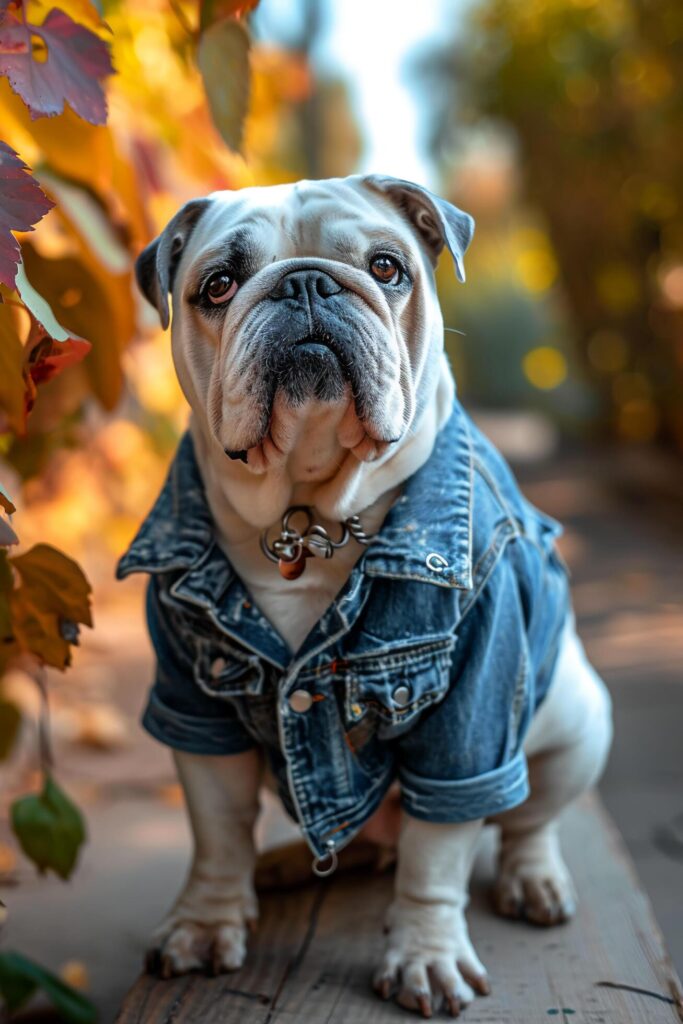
[373,898,490,1018]
[147,883,258,977]
[147,919,252,978]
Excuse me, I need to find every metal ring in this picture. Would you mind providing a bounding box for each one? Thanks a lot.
[311,844,338,878]
[426,552,449,573]
[282,505,314,534]
[305,522,349,551]
[325,523,350,550]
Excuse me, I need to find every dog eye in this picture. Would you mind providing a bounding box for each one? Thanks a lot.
[205,272,238,305]
[369,254,401,285]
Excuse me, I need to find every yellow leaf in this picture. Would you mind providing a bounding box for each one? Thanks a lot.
[9,586,71,669]
[10,543,92,629]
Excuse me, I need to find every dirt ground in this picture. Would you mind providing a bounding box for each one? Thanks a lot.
[1,434,682,1023]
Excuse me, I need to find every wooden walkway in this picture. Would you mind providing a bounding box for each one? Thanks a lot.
[116,794,683,1023]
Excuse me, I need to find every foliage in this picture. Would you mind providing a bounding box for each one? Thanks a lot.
[0,950,96,1023]
[0,0,315,1015]
[421,0,683,448]
[0,142,54,289]
[11,774,86,879]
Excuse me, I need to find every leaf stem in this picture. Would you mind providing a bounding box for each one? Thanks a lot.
[33,665,54,777]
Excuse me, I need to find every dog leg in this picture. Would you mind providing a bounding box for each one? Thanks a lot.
[492,627,613,926]
[148,749,261,977]
[374,814,490,1018]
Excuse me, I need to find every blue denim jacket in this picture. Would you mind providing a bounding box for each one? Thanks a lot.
[116,400,570,861]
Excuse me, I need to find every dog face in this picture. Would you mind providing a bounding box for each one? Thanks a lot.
[136,175,473,474]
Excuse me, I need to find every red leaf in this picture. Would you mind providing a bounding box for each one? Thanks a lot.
[0,6,114,124]
[23,319,91,420]
[28,335,92,387]
[0,142,53,289]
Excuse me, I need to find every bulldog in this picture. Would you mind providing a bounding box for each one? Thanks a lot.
[119,174,612,1017]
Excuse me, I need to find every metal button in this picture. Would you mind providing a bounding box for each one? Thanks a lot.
[210,657,226,679]
[426,552,449,573]
[289,689,313,713]
[393,684,411,707]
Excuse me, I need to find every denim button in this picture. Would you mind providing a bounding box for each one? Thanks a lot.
[289,689,313,713]
[426,552,449,573]
[210,657,226,679]
[392,684,411,707]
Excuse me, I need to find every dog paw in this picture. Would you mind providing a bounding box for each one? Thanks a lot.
[373,899,490,1018]
[493,831,576,926]
[146,918,253,978]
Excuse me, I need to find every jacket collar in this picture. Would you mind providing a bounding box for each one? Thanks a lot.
[116,400,473,591]
[361,399,473,589]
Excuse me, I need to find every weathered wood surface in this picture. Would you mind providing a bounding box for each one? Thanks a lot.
[116,794,683,1023]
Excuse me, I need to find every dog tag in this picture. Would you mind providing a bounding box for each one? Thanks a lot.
[279,551,309,580]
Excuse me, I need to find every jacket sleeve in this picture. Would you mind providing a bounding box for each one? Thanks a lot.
[141,575,257,756]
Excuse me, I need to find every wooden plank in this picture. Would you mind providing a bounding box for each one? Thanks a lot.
[116,793,683,1023]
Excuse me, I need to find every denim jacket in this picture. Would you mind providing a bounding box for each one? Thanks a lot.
[116,400,570,862]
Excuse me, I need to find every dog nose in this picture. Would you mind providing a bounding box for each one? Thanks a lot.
[269,269,343,302]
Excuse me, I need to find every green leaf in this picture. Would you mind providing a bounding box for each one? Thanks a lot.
[14,262,73,343]
[0,950,97,1023]
[197,17,250,152]
[0,700,21,760]
[11,775,86,880]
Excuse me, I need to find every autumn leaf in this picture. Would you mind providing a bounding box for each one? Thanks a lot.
[0,949,96,1023]
[0,274,92,435]
[20,244,122,410]
[24,325,92,413]
[11,542,92,625]
[28,0,110,36]
[197,17,250,152]
[0,5,114,124]
[0,141,54,288]
[6,543,92,669]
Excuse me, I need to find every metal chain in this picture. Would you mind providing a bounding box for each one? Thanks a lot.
[260,505,374,567]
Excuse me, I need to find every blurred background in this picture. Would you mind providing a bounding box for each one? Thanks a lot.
[0,0,681,1018]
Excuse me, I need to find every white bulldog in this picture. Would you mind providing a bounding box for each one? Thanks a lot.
[133,175,612,1017]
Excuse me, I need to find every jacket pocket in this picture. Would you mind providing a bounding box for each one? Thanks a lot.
[192,636,264,699]
[344,635,456,729]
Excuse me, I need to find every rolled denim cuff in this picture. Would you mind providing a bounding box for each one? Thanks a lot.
[142,690,256,756]
[398,750,529,823]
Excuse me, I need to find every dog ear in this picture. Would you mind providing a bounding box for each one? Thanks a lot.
[361,175,474,283]
[135,198,212,329]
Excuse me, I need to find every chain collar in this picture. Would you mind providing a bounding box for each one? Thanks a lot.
[260,505,374,580]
